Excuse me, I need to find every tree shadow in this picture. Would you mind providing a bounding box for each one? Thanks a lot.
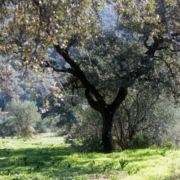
[119,147,170,162]
[0,145,118,179]
[0,144,176,179]
[164,174,180,180]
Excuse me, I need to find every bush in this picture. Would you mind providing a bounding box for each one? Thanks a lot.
[113,87,180,149]
[70,105,103,152]
[0,112,15,137]
[129,132,153,149]
[77,136,103,152]
[70,136,103,152]
[6,100,41,137]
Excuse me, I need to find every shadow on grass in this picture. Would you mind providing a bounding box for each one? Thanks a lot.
[0,143,176,179]
[120,147,171,162]
[164,174,180,180]
[0,145,114,179]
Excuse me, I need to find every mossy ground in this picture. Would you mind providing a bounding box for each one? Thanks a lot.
[0,133,180,180]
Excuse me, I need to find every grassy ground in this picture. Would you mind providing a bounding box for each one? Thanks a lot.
[0,133,180,180]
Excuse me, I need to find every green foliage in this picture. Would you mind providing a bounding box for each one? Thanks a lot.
[0,112,15,137]
[6,100,41,137]
[129,132,153,149]
[39,115,61,133]
[116,0,180,37]
[144,97,180,147]
[0,0,103,72]
[113,86,180,149]
[70,104,103,151]
[119,159,129,170]
[40,103,76,134]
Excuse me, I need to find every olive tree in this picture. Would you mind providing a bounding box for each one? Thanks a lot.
[6,100,41,137]
[0,0,180,152]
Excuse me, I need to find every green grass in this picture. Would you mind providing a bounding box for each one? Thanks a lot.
[0,134,180,180]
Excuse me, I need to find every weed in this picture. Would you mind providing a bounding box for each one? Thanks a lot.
[127,166,140,175]
[159,149,166,156]
[119,159,128,169]
[95,174,100,179]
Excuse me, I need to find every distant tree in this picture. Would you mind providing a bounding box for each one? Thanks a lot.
[6,100,41,137]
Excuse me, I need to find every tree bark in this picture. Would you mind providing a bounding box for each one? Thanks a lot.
[101,107,114,153]
[85,87,127,153]
[100,87,127,153]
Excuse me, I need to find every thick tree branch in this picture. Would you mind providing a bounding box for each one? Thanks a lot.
[85,89,100,111]
[111,87,127,111]
[144,38,149,49]
[145,36,164,57]
[157,46,169,50]
[54,45,105,104]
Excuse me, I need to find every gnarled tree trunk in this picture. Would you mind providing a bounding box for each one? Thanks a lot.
[101,108,114,153]
[85,87,128,153]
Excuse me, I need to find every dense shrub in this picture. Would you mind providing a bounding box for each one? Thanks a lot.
[69,105,103,152]
[128,131,154,149]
